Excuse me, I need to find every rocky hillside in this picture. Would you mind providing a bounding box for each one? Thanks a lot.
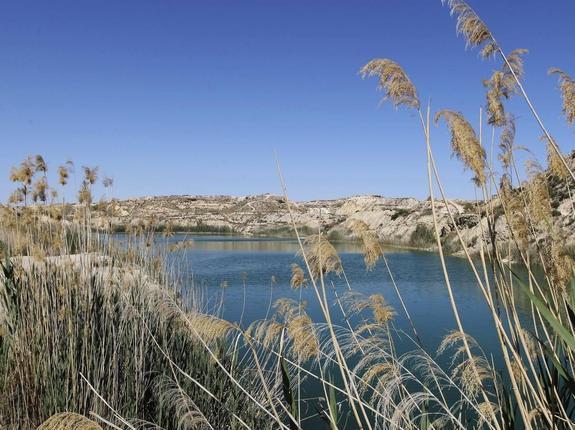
[88,152,575,258]
[89,193,500,256]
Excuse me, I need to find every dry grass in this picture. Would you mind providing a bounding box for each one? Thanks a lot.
[0,206,271,429]
[435,110,486,184]
[359,59,420,110]
[549,68,575,124]
[37,413,103,430]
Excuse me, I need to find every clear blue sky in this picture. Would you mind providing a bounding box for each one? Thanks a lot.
[1,0,574,202]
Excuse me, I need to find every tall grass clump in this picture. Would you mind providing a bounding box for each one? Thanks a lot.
[0,172,275,428]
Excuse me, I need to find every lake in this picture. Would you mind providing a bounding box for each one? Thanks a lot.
[163,234,526,349]
[156,234,528,428]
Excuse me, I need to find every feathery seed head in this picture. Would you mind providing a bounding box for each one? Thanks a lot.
[435,110,486,184]
[349,220,383,270]
[360,59,420,110]
[34,155,47,173]
[273,298,318,362]
[300,235,342,279]
[32,177,49,203]
[342,292,395,325]
[369,294,396,324]
[498,115,516,169]
[78,182,92,205]
[102,176,114,188]
[82,166,99,185]
[549,68,575,124]
[10,156,35,185]
[38,412,103,429]
[361,362,398,388]
[525,169,552,226]
[456,355,492,398]
[542,240,574,293]
[484,49,527,126]
[58,165,69,186]
[349,219,369,236]
[184,312,236,341]
[274,298,304,319]
[287,314,319,362]
[543,135,570,179]
[477,402,499,427]
[290,263,308,289]
[8,189,24,205]
[442,0,498,58]
[263,320,284,349]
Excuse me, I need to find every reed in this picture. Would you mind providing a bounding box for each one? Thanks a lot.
[0,198,271,429]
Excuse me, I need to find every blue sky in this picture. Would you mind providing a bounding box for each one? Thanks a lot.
[1,0,574,202]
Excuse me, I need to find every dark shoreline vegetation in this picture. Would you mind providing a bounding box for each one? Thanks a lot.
[2,1,575,429]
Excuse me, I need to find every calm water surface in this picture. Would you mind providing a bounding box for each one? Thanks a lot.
[154,234,528,428]
[164,234,527,352]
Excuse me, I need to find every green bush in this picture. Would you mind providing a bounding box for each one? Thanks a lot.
[409,224,435,247]
[391,208,412,221]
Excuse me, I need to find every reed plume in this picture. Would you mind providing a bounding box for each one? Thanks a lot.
[498,115,516,169]
[290,263,307,289]
[274,298,319,362]
[441,0,498,58]
[300,235,342,279]
[341,292,395,325]
[9,157,34,184]
[549,68,575,125]
[438,331,494,399]
[34,155,47,174]
[369,294,395,325]
[484,49,528,126]
[525,165,552,226]
[8,189,25,204]
[78,182,92,205]
[82,166,99,185]
[102,177,114,188]
[541,236,574,293]
[360,59,420,110]
[9,156,35,204]
[32,176,49,204]
[543,135,570,179]
[349,220,383,270]
[435,110,486,184]
[500,176,529,246]
[37,413,103,430]
[58,165,69,186]
[286,313,320,362]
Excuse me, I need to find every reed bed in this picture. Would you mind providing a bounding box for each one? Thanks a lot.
[0,207,274,429]
[2,1,575,429]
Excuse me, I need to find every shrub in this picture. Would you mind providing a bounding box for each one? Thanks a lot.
[409,224,435,247]
[390,208,412,221]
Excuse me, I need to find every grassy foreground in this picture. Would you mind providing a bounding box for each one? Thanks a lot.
[0,210,273,429]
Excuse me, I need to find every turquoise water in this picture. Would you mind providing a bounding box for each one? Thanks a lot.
[159,234,528,428]
[165,234,525,351]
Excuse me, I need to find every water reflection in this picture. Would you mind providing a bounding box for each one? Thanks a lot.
[166,234,411,254]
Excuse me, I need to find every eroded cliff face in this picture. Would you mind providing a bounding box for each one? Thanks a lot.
[85,152,575,257]
[85,193,502,255]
